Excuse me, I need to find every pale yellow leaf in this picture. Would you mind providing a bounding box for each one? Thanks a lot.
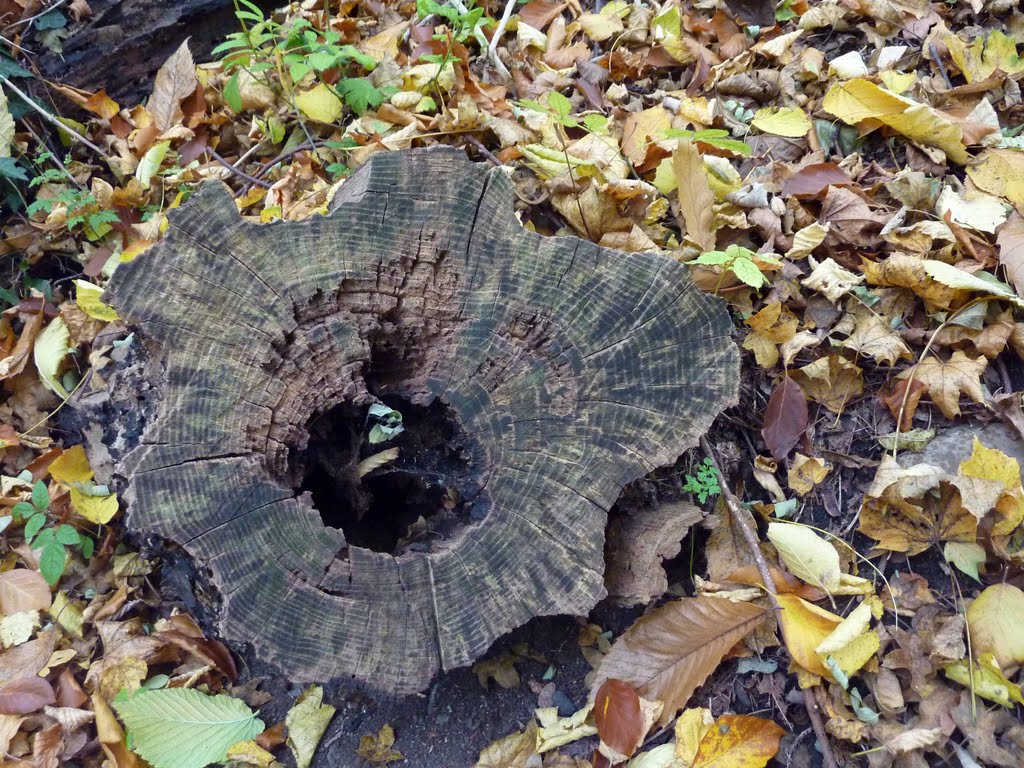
[967,583,1024,669]
[294,83,344,124]
[33,317,70,398]
[74,280,119,322]
[70,488,119,525]
[148,39,197,131]
[767,522,840,591]
[751,106,811,138]
[672,140,717,253]
[286,685,336,768]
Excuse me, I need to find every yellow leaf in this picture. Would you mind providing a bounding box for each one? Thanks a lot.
[226,740,276,768]
[674,708,714,764]
[786,454,832,497]
[879,71,916,94]
[825,630,880,678]
[767,522,840,591]
[822,78,968,164]
[50,445,94,484]
[691,714,785,768]
[73,280,119,322]
[536,705,596,753]
[294,83,344,124]
[776,593,841,679]
[966,583,1024,669]
[967,148,1024,207]
[70,488,119,525]
[944,30,1024,84]
[33,317,70,398]
[578,12,623,41]
[751,106,811,137]
[288,686,337,768]
[959,438,1024,534]
[944,654,1024,708]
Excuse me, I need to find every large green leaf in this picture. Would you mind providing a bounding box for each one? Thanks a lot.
[114,689,265,768]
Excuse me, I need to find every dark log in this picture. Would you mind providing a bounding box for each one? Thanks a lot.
[105,147,739,693]
[31,0,276,102]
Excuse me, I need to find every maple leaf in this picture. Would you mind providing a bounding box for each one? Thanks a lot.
[335,78,388,114]
[742,302,797,369]
[902,351,987,419]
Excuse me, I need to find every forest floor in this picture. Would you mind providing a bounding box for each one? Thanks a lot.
[2,0,1024,766]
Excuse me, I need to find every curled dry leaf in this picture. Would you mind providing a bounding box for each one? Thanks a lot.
[589,597,766,728]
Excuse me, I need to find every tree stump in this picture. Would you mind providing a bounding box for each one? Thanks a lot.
[105,147,739,694]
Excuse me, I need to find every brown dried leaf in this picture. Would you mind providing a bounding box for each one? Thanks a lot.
[590,597,766,727]
[672,140,717,252]
[997,211,1024,299]
[792,355,863,414]
[148,39,197,131]
[903,351,987,419]
[0,569,51,615]
[761,376,808,461]
[0,676,55,714]
[781,163,852,198]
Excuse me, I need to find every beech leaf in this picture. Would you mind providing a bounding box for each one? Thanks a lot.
[672,140,716,253]
[113,688,264,768]
[590,597,766,727]
[0,570,51,615]
[761,377,807,461]
[766,522,841,592]
[594,679,643,759]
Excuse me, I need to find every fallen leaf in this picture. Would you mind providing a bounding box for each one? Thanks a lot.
[475,721,538,768]
[903,351,988,419]
[801,258,863,303]
[295,83,344,124]
[842,314,912,365]
[0,677,55,714]
[823,78,968,163]
[767,522,840,592]
[776,593,841,678]
[356,723,403,766]
[590,597,766,727]
[673,140,716,252]
[691,714,785,768]
[33,317,70,398]
[287,685,336,768]
[969,149,1024,208]
[761,377,807,460]
[594,680,643,759]
[786,454,832,497]
[751,106,810,138]
[148,39,197,131]
[0,569,51,615]
[743,302,798,369]
[791,355,863,414]
[967,583,1024,669]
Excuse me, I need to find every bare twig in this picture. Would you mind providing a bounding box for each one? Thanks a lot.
[1,75,111,159]
[210,148,273,189]
[699,436,840,768]
[487,0,517,80]
[463,134,501,166]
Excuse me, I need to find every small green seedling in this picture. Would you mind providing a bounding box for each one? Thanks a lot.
[12,479,94,586]
[692,243,781,291]
[682,458,721,504]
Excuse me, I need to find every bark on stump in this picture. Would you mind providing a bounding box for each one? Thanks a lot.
[105,147,739,694]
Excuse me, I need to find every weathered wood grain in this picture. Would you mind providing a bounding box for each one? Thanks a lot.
[106,147,739,693]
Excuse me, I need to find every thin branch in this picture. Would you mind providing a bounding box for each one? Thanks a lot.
[486,0,516,79]
[699,435,840,768]
[210,149,273,189]
[1,76,111,159]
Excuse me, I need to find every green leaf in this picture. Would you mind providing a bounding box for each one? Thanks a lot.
[546,91,572,121]
[79,536,94,559]
[55,524,80,546]
[0,157,28,182]
[730,257,768,289]
[335,78,386,115]
[224,71,243,113]
[692,250,732,266]
[12,501,34,521]
[0,55,32,78]
[114,689,265,768]
[39,541,66,586]
[24,512,46,543]
[31,480,49,511]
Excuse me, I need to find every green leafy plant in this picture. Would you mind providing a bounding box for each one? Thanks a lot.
[661,128,753,157]
[215,0,386,118]
[682,458,721,504]
[26,154,120,239]
[12,480,94,586]
[692,243,781,291]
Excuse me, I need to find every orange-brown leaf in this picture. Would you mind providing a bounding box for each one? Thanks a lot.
[590,597,766,728]
[594,679,643,759]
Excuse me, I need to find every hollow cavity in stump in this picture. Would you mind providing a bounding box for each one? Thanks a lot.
[105,147,740,694]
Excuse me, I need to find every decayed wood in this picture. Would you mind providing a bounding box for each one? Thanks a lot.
[105,147,739,694]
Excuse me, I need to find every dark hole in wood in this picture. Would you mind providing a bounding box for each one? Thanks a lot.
[296,395,483,555]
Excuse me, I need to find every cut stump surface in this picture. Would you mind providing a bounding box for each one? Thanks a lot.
[106,147,739,693]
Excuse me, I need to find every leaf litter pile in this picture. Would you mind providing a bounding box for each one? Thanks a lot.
[3,0,1024,765]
